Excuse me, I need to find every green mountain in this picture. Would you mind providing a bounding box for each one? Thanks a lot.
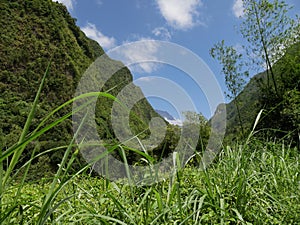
[0,0,161,170]
[219,42,300,143]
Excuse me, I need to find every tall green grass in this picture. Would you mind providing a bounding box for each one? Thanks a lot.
[0,64,123,224]
[1,67,299,224]
[2,138,298,224]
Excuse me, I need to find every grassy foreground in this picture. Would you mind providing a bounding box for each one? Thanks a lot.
[1,67,299,224]
[1,139,299,224]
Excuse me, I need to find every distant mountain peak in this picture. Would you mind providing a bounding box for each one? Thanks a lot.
[155,109,183,126]
[155,109,175,120]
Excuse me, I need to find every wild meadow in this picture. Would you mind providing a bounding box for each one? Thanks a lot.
[1,0,299,224]
[1,132,299,224]
[0,68,299,224]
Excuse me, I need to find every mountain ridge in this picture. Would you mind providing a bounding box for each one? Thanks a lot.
[215,42,300,142]
[155,109,175,121]
[0,0,161,169]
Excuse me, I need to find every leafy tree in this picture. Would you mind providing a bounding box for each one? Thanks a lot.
[210,40,248,136]
[282,89,300,131]
[211,0,300,145]
[239,0,300,144]
[258,44,300,145]
[151,124,180,161]
[240,0,297,96]
[182,111,211,152]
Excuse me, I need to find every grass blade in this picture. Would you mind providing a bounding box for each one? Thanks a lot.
[2,62,51,187]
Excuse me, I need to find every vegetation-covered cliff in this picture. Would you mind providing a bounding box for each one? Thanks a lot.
[222,42,300,144]
[0,0,160,170]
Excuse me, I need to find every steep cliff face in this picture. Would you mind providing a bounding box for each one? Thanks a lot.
[0,0,159,168]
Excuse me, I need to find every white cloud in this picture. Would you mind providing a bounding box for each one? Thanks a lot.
[232,0,245,18]
[53,0,75,11]
[112,39,160,73]
[81,23,116,49]
[152,27,172,40]
[136,77,157,82]
[95,0,103,6]
[155,0,203,30]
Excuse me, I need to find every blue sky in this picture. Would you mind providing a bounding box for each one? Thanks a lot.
[54,0,299,120]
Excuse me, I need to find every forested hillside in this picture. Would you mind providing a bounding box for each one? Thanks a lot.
[223,42,300,144]
[0,0,160,171]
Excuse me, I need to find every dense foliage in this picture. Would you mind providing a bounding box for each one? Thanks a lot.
[2,139,300,224]
[213,0,300,146]
[223,42,300,146]
[0,0,163,172]
[0,0,299,223]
